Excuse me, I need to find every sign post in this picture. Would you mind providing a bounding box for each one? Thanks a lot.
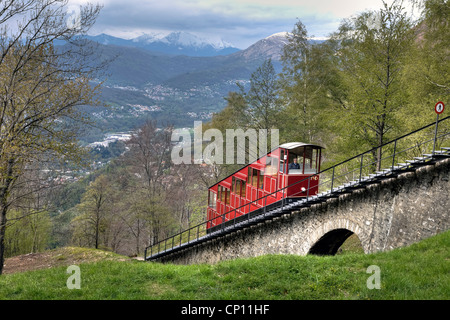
[433,101,445,155]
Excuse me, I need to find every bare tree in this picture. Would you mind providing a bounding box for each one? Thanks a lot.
[125,120,176,248]
[126,120,174,196]
[0,0,103,275]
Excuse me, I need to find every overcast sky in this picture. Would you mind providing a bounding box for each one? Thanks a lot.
[69,0,418,49]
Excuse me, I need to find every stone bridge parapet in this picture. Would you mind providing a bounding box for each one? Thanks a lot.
[155,158,450,264]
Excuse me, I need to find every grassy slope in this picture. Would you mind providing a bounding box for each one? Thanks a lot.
[0,231,448,300]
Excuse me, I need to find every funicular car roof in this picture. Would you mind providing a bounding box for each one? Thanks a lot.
[278,142,323,150]
[208,142,323,189]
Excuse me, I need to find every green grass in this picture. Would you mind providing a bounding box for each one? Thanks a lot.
[0,231,449,300]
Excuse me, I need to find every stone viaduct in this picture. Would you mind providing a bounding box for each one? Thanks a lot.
[153,157,450,265]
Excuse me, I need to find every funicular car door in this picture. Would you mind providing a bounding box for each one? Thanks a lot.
[250,164,265,207]
[236,175,248,217]
[264,154,278,205]
[278,149,288,193]
[230,177,237,215]
[247,167,260,212]
[257,169,265,206]
[221,183,232,222]
[239,177,247,214]
[231,177,242,219]
[245,169,252,213]
[207,190,217,229]
[216,185,224,224]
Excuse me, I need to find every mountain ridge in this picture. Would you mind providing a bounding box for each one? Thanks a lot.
[87,31,292,89]
[86,31,240,57]
[71,31,293,140]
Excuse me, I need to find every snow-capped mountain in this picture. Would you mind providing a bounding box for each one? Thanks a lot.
[85,33,131,47]
[152,31,233,50]
[132,32,166,44]
[87,31,239,57]
[232,31,289,61]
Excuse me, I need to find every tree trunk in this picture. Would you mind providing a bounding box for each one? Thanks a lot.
[0,206,7,275]
[0,159,16,275]
[95,212,99,249]
[135,219,141,256]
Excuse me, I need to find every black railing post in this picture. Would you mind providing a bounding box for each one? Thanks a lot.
[221,213,225,231]
[359,154,364,183]
[264,194,267,216]
[187,228,190,244]
[433,114,440,155]
[392,139,397,170]
[331,166,335,192]
[306,176,311,200]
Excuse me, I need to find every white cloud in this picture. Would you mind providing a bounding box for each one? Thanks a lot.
[68,0,420,48]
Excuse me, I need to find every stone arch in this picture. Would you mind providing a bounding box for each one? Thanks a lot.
[308,228,354,255]
[305,218,369,255]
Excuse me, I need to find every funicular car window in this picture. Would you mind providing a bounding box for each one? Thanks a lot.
[279,149,287,173]
[225,188,230,205]
[219,186,225,202]
[252,168,258,187]
[288,152,299,163]
[241,179,246,198]
[208,191,217,209]
[304,147,318,173]
[265,156,278,176]
[258,170,264,189]
[287,151,300,174]
[238,178,246,197]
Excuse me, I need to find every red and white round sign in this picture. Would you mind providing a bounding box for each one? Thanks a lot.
[435,101,445,114]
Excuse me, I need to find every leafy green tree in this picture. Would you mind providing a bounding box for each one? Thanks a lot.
[206,59,282,166]
[207,91,248,132]
[279,21,337,145]
[4,209,51,257]
[72,175,111,249]
[132,188,175,246]
[0,1,103,275]
[279,21,313,142]
[329,0,416,170]
[238,59,282,133]
[419,0,449,96]
[405,0,449,116]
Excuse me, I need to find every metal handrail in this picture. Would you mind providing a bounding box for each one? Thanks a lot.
[145,115,450,260]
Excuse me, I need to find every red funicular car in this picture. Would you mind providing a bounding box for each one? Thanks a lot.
[207,142,323,232]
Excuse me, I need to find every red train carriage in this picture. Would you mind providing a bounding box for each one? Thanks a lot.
[207,142,323,232]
